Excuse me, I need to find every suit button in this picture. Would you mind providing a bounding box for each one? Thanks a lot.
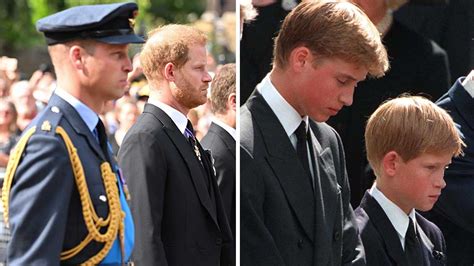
[432,250,444,260]
[333,231,341,241]
[216,238,223,245]
[297,239,304,249]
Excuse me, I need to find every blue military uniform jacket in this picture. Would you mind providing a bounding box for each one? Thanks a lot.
[6,93,131,265]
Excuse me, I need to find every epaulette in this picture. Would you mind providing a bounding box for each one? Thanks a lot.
[35,105,63,136]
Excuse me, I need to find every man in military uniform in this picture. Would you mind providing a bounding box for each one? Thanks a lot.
[1,3,144,265]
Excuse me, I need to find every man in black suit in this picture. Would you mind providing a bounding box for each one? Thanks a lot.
[240,2,389,265]
[356,96,464,265]
[1,3,144,265]
[424,70,474,265]
[118,24,232,266]
[201,63,236,266]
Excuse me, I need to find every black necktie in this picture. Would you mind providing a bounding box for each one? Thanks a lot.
[184,120,202,163]
[185,120,212,194]
[95,119,111,163]
[405,218,423,266]
[295,121,312,179]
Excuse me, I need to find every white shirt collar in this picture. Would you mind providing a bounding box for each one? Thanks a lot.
[54,88,99,132]
[462,75,474,98]
[257,75,304,138]
[147,98,188,135]
[369,184,417,249]
[212,118,236,140]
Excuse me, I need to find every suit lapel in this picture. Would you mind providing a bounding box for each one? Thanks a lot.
[308,122,342,260]
[48,94,107,162]
[208,122,236,159]
[247,92,315,242]
[360,192,406,265]
[143,104,219,228]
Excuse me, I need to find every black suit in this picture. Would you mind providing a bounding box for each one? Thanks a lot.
[201,122,236,266]
[240,91,365,265]
[328,19,451,206]
[118,103,232,266]
[355,192,447,265]
[424,78,474,265]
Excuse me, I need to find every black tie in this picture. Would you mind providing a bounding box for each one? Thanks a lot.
[185,120,202,162]
[95,119,111,163]
[405,218,423,266]
[185,120,211,193]
[295,121,312,179]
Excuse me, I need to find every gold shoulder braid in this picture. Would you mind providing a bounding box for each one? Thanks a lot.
[2,125,125,265]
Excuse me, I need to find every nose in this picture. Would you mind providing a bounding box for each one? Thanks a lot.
[435,173,447,189]
[124,57,133,73]
[340,86,355,106]
[203,71,212,83]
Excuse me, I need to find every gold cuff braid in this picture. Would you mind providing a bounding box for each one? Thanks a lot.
[1,126,124,265]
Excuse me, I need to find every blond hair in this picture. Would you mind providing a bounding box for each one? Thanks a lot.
[365,95,464,176]
[140,24,207,81]
[210,64,236,114]
[273,1,388,77]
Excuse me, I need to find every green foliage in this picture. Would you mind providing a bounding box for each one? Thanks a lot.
[0,0,39,53]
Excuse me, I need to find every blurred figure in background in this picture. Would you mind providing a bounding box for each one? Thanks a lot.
[239,0,257,35]
[202,63,236,266]
[0,99,19,169]
[109,97,139,156]
[29,64,56,106]
[10,80,39,132]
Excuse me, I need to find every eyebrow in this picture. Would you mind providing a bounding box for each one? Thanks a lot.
[339,73,366,82]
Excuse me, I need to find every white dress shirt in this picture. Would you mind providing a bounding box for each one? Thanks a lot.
[148,98,188,136]
[369,184,418,250]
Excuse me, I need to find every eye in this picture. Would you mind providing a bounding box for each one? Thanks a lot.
[337,79,347,85]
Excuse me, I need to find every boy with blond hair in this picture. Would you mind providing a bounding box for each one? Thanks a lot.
[355,95,464,265]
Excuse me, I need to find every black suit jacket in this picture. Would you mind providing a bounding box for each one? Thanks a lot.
[201,122,236,266]
[355,192,446,265]
[424,78,474,265]
[240,91,365,266]
[118,104,232,266]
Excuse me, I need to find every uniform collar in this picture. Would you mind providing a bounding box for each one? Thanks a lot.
[54,88,99,132]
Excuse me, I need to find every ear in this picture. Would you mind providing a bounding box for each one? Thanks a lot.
[382,151,400,177]
[164,62,176,82]
[288,46,311,73]
[228,92,236,112]
[69,45,85,70]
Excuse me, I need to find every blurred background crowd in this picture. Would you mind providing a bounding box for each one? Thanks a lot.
[0,0,236,174]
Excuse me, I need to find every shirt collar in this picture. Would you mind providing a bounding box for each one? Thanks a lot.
[212,118,236,140]
[257,74,305,137]
[370,184,417,242]
[54,88,99,132]
[148,98,188,135]
[462,75,474,98]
